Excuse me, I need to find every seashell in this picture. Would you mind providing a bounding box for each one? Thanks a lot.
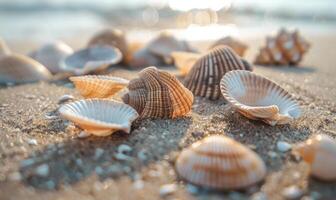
[88,29,128,63]
[0,38,11,57]
[0,54,52,84]
[171,51,201,76]
[184,46,252,100]
[29,41,73,74]
[70,75,129,98]
[59,99,139,136]
[255,28,310,66]
[293,134,336,181]
[146,32,196,64]
[122,66,193,119]
[220,70,301,125]
[175,135,266,190]
[128,47,163,68]
[209,36,248,57]
[61,46,122,75]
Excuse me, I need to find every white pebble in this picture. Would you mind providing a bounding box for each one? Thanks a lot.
[186,184,198,194]
[20,159,35,167]
[282,186,303,199]
[118,144,132,154]
[133,179,144,190]
[78,131,90,138]
[159,184,177,197]
[115,153,133,161]
[27,139,38,145]
[277,141,292,152]
[35,164,50,177]
[94,148,104,160]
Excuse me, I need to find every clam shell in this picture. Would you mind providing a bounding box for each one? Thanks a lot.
[59,99,139,136]
[209,36,248,57]
[29,41,73,74]
[294,134,336,181]
[171,51,201,76]
[61,46,122,75]
[220,70,301,125]
[0,38,11,57]
[122,66,193,119]
[176,135,266,190]
[70,75,129,98]
[184,46,252,100]
[0,54,52,84]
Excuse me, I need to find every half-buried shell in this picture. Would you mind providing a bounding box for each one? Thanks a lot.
[220,70,301,125]
[184,46,252,100]
[70,75,129,98]
[175,135,266,190]
[61,46,122,75]
[59,99,139,136]
[209,36,248,57]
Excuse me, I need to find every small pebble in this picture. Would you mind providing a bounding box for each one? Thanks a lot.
[58,94,75,104]
[282,186,303,199]
[94,148,104,160]
[115,153,133,161]
[35,164,50,177]
[159,184,177,197]
[20,159,35,167]
[27,139,38,145]
[95,166,104,175]
[45,112,58,120]
[8,172,22,181]
[277,141,292,152]
[268,151,278,158]
[78,131,90,138]
[137,149,147,161]
[118,144,132,154]
[250,192,268,200]
[133,179,144,190]
[186,184,199,194]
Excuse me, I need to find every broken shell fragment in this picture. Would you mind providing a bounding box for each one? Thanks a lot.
[59,99,139,136]
[294,134,336,181]
[0,38,11,57]
[209,36,248,57]
[29,41,73,74]
[70,75,129,98]
[175,135,266,190]
[171,51,201,76]
[0,54,52,84]
[184,46,252,100]
[61,46,122,75]
[220,70,301,125]
[122,66,193,119]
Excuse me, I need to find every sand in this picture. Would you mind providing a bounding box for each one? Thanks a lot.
[0,33,336,200]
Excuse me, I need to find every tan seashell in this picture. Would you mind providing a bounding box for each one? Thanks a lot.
[88,29,128,62]
[209,36,248,57]
[294,134,336,181]
[176,135,266,190]
[255,28,310,66]
[0,54,52,84]
[29,41,73,74]
[59,99,139,136]
[184,46,252,100]
[0,38,11,57]
[122,66,193,119]
[128,47,163,68]
[61,46,122,75]
[220,70,301,125]
[147,32,195,64]
[70,75,129,98]
[171,51,201,76]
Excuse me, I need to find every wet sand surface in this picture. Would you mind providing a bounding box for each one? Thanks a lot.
[0,33,336,200]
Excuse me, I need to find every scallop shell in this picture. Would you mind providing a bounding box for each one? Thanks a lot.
[0,38,11,57]
[176,135,266,190]
[184,46,252,100]
[209,36,248,57]
[294,134,336,181]
[0,54,52,84]
[29,41,73,74]
[255,28,310,66]
[70,75,129,98]
[88,29,128,63]
[122,66,193,119]
[61,46,122,75]
[171,51,201,76]
[220,70,301,125]
[59,99,139,136]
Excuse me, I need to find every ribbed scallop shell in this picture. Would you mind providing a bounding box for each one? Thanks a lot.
[59,99,139,136]
[294,134,336,181]
[29,41,73,74]
[171,51,201,76]
[0,38,11,57]
[122,66,193,119]
[0,54,52,84]
[70,75,129,98]
[184,46,252,100]
[88,29,128,63]
[176,135,266,190]
[209,36,248,57]
[61,46,122,75]
[255,28,310,66]
[220,70,301,125]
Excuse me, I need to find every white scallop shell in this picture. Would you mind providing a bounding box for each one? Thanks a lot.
[59,99,139,136]
[176,135,266,190]
[61,46,122,75]
[220,70,301,125]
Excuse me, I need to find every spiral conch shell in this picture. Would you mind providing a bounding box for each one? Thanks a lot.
[220,70,301,125]
[70,75,129,98]
[184,46,252,100]
[176,135,266,190]
[294,134,336,181]
[209,36,248,57]
[0,38,11,57]
[255,28,310,66]
[122,66,193,119]
[59,99,139,136]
